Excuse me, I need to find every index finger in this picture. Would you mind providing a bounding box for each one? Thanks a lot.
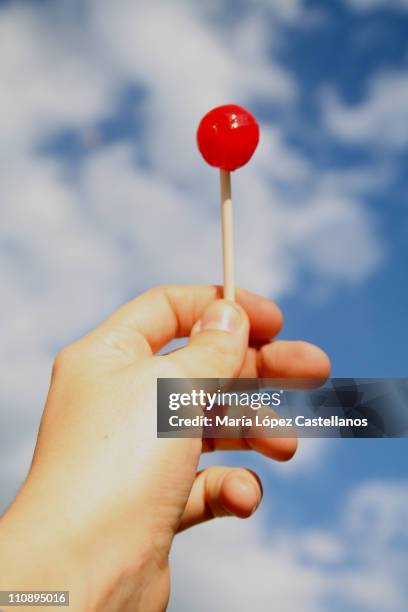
[95,284,283,357]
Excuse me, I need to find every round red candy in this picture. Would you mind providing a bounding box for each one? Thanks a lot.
[196,104,260,172]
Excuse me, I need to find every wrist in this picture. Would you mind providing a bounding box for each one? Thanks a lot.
[0,476,167,611]
[0,488,88,610]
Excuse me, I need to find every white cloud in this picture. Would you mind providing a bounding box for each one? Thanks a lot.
[0,436,37,513]
[80,138,384,304]
[257,125,311,182]
[169,513,327,612]
[258,0,304,20]
[169,481,408,611]
[87,0,297,184]
[0,4,115,155]
[299,529,346,564]
[271,438,334,474]
[289,188,385,283]
[199,0,305,24]
[323,71,408,148]
[332,481,408,611]
[344,480,408,548]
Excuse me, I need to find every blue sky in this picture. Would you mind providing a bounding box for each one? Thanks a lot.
[0,1,407,610]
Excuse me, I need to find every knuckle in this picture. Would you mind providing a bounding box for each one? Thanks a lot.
[201,341,239,376]
[52,343,82,376]
[145,284,172,298]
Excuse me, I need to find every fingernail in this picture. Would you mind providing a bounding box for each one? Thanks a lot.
[232,477,261,514]
[305,343,329,364]
[234,476,257,495]
[193,301,243,335]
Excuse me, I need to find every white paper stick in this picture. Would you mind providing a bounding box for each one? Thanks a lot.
[220,169,235,301]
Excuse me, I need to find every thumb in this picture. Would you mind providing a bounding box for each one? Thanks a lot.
[167,299,249,378]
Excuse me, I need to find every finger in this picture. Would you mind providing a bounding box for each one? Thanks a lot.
[237,289,283,340]
[203,430,298,462]
[259,340,331,380]
[239,340,331,382]
[92,285,282,358]
[199,340,329,459]
[177,466,262,532]
[166,299,249,378]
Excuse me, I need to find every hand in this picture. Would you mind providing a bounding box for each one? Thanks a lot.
[0,285,330,611]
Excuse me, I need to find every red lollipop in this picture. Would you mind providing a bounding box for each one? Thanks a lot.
[196,104,260,300]
[197,104,259,172]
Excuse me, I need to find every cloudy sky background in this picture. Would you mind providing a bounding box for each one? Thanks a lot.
[0,0,407,610]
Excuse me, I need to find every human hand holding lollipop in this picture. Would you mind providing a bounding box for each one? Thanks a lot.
[197,104,260,301]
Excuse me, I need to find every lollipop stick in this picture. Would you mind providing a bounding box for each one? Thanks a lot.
[220,169,235,301]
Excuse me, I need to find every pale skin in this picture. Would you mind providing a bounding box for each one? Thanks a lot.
[0,285,330,611]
